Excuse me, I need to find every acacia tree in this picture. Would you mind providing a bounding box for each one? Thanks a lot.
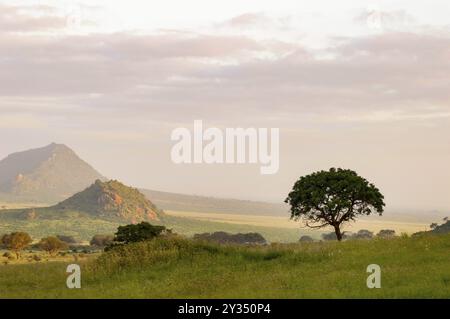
[1,232,32,258]
[285,168,385,241]
[38,236,68,256]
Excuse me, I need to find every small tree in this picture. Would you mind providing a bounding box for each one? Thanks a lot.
[114,222,169,245]
[38,236,68,256]
[1,232,32,259]
[285,168,385,241]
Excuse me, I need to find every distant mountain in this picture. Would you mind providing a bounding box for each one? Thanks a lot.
[55,179,162,222]
[0,143,105,203]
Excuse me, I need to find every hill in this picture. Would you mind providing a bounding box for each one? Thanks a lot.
[0,180,165,240]
[0,143,288,217]
[54,180,162,222]
[0,143,104,203]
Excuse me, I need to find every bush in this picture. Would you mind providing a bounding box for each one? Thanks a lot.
[193,232,267,245]
[114,222,169,245]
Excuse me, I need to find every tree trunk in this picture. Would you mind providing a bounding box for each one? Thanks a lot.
[334,225,343,241]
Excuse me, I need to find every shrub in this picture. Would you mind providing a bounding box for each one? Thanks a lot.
[114,222,169,245]
[193,232,267,245]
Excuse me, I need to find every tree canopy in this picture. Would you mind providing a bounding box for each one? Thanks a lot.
[285,168,385,241]
[1,232,32,258]
[38,236,68,255]
[114,222,168,245]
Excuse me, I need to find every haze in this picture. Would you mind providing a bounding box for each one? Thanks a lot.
[0,0,449,211]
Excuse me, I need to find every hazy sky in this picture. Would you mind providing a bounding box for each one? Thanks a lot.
[0,0,449,211]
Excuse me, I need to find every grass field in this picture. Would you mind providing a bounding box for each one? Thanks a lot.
[1,233,449,298]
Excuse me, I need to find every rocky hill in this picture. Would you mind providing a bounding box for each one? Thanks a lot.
[54,179,163,223]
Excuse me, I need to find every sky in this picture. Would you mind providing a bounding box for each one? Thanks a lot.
[0,0,449,211]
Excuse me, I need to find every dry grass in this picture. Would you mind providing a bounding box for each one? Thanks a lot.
[165,210,430,235]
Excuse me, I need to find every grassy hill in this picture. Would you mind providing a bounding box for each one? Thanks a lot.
[1,233,449,298]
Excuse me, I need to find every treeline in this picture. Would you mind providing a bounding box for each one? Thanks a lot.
[0,222,171,261]
[1,232,69,259]
[299,229,397,242]
[0,232,115,260]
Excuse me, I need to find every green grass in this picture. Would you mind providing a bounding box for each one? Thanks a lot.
[1,233,449,298]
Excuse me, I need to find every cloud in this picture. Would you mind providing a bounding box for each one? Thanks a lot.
[0,5,449,129]
[0,4,67,32]
[220,13,273,28]
[354,8,416,31]
[0,4,449,209]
